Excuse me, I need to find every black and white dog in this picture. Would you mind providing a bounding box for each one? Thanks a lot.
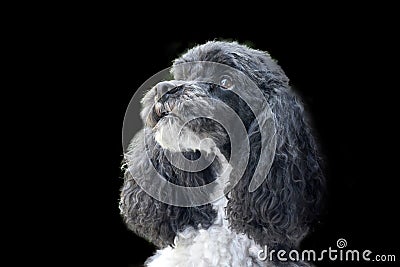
[120,41,324,266]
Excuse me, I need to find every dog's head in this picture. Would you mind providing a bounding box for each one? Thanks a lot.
[120,41,324,251]
[140,42,287,157]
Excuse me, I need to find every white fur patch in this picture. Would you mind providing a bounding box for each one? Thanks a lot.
[146,197,266,267]
[154,117,208,152]
[145,154,268,267]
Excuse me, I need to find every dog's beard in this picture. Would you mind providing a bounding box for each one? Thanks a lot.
[154,116,227,157]
[154,116,212,154]
[148,90,230,155]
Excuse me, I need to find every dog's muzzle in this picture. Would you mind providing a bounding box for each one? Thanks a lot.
[147,80,212,127]
[156,81,183,100]
[153,81,184,118]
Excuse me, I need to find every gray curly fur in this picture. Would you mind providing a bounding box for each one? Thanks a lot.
[120,41,325,265]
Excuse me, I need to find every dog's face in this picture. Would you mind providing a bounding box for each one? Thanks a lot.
[140,42,281,160]
[142,78,232,156]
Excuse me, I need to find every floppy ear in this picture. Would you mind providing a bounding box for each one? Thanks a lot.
[119,130,176,248]
[119,130,218,248]
[226,65,325,251]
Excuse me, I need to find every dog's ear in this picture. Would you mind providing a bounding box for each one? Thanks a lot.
[226,72,324,250]
[120,130,218,248]
[119,131,175,248]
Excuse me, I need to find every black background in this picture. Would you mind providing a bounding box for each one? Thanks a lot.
[53,7,399,267]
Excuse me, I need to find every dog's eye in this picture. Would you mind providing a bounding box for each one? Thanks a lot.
[219,76,233,89]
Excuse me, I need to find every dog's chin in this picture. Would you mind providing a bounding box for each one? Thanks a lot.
[153,114,219,154]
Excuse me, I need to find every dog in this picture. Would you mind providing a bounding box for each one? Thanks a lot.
[120,41,324,266]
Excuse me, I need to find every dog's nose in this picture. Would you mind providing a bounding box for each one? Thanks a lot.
[156,81,180,99]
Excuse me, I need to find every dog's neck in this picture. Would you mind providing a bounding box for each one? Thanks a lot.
[145,196,265,267]
[144,151,267,267]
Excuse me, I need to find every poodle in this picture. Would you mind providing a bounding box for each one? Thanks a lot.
[120,41,325,266]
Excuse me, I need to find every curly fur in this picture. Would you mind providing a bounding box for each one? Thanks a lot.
[120,41,325,266]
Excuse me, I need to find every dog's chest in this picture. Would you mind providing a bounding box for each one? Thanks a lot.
[146,198,265,267]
